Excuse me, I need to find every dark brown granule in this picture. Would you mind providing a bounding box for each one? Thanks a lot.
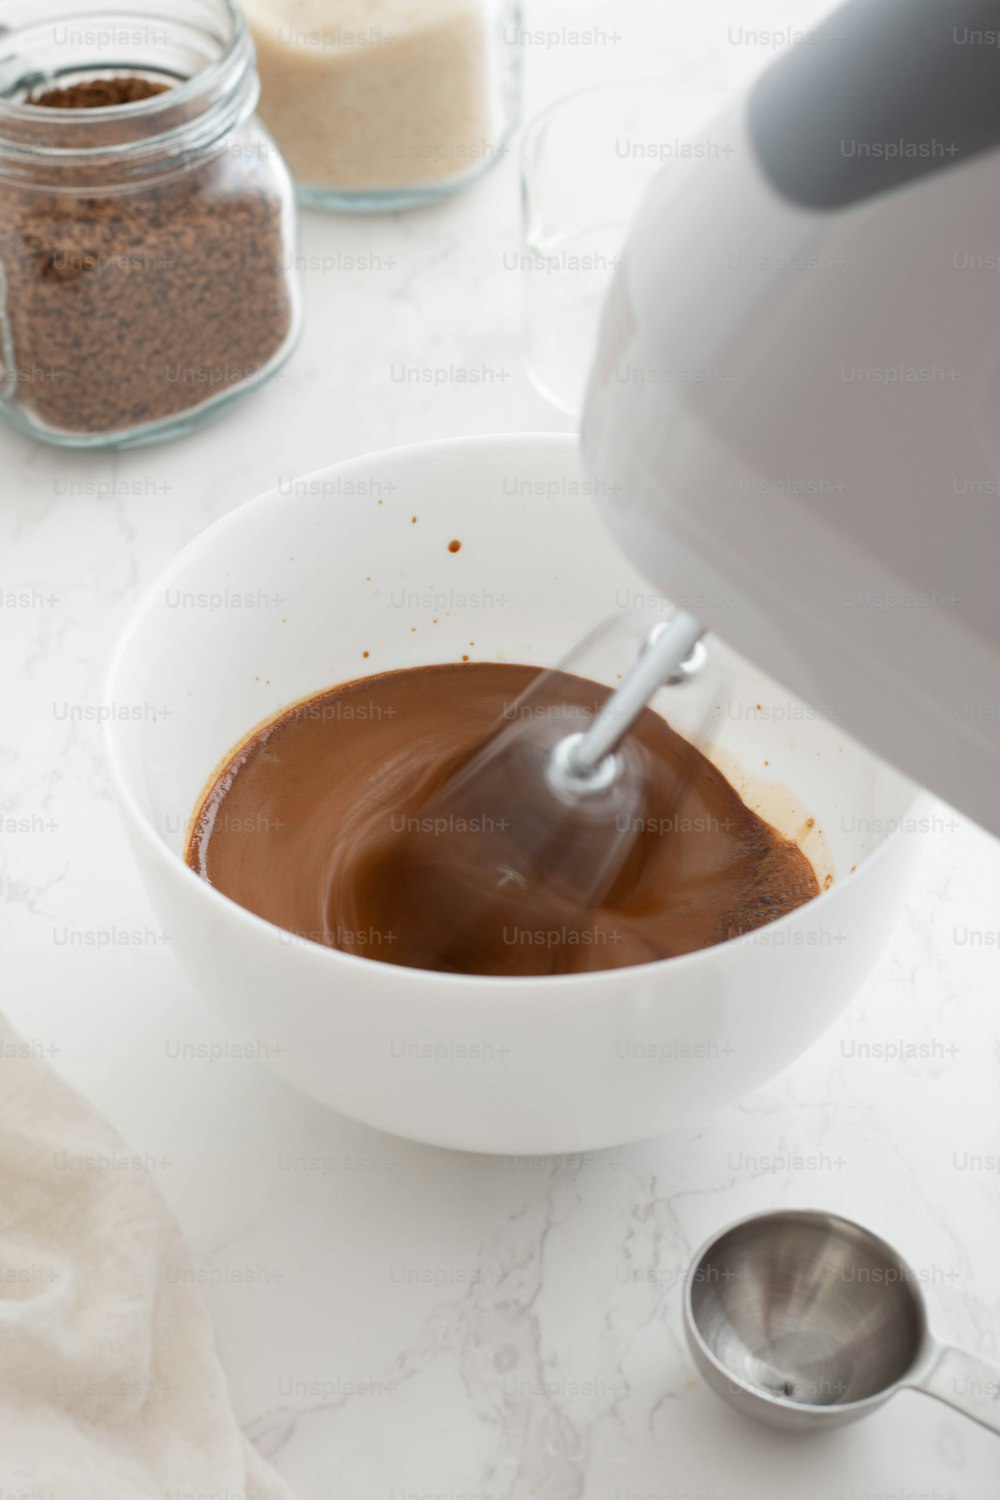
[28,77,171,109]
[0,77,295,439]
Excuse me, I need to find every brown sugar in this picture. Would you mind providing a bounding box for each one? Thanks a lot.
[0,77,296,440]
[29,78,170,108]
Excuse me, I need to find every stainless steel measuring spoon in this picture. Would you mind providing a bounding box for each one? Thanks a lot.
[684,1208,1000,1435]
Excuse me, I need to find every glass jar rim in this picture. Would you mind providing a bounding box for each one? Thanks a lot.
[0,0,254,165]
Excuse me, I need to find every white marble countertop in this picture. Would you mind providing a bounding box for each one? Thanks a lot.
[3,2,1000,1497]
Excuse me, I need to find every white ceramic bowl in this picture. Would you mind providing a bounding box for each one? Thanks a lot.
[105,434,923,1154]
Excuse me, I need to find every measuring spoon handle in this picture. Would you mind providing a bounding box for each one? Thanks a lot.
[914,1343,1000,1436]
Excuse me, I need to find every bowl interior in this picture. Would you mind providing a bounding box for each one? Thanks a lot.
[107,436,917,893]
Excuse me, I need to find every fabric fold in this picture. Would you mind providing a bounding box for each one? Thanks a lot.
[0,1016,293,1500]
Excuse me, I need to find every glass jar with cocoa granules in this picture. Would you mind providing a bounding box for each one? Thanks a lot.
[0,0,302,447]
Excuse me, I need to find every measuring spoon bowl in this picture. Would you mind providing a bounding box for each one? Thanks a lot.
[684,1209,1000,1436]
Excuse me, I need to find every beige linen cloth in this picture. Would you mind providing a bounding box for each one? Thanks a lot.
[0,1015,293,1500]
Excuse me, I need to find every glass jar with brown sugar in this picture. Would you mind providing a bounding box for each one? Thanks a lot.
[0,0,302,448]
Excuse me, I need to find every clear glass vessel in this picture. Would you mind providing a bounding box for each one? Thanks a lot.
[0,0,302,449]
[242,0,523,211]
[520,78,727,418]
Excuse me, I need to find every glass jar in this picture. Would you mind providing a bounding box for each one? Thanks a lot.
[242,0,523,211]
[0,0,302,448]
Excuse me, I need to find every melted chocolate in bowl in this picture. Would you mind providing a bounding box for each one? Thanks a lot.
[186,662,820,976]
